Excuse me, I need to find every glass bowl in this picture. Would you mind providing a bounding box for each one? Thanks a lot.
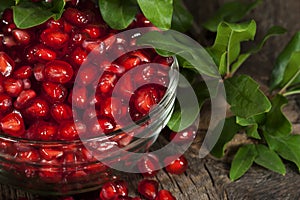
[0,57,179,196]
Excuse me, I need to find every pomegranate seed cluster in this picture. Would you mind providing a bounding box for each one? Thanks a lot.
[0,0,178,192]
[0,3,172,140]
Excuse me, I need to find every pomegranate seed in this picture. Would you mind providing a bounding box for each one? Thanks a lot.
[131,84,164,115]
[26,121,58,140]
[42,82,68,103]
[70,31,87,47]
[97,71,118,94]
[0,112,25,137]
[164,155,188,175]
[12,29,31,45]
[154,190,176,200]
[50,103,73,122]
[82,24,105,39]
[153,56,174,67]
[70,47,87,66]
[14,89,36,109]
[40,29,69,49]
[44,60,74,84]
[24,98,50,119]
[0,93,12,114]
[2,9,13,24]
[39,167,62,183]
[131,50,151,63]
[17,149,40,162]
[103,63,125,75]
[22,79,31,89]
[13,65,32,79]
[63,8,89,27]
[46,18,64,29]
[0,52,15,77]
[100,180,128,200]
[137,153,160,177]
[70,87,88,108]
[40,147,63,161]
[89,116,116,135]
[57,121,86,140]
[169,126,197,144]
[77,64,98,86]
[2,24,16,34]
[138,179,159,200]
[3,78,24,97]
[118,55,141,71]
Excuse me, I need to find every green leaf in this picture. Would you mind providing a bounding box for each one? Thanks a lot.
[137,30,219,77]
[254,144,286,175]
[270,32,300,90]
[236,113,265,126]
[99,0,138,30]
[263,95,291,137]
[230,144,257,181]
[251,26,287,54]
[171,0,193,32]
[208,20,256,71]
[0,0,15,13]
[264,133,300,170]
[137,0,173,30]
[203,0,261,32]
[231,53,251,75]
[210,117,243,158]
[246,124,261,139]
[224,75,272,118]
[279,51,300,89]
[218,52,227,76]
[13,0,65,29]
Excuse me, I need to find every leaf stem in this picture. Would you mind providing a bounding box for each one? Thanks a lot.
[226,31,234,76]
[278,67,300,95]
[282,90,300,97]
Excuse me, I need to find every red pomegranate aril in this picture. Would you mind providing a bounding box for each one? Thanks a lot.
[34,44,57,63]
[3,78,24,97]
[119,55,141,71]
[12,29,31,45]
[153,56,174,67]
[57,121,86,140]
[2,23,16,34]
[42,82,68,103]
[164,155,188,175]
[24,98,50,119]
[70,47,87,66]
[132,84,163,115]
[50,103,73,122]
[97,116,116,134]
[0,94,12,114]
[169,126,197,144]
[0,112,25,137]
[26,121,58,140]
[155,190,176,200]
[100,180,128,200]
[1,9,13,24]
[46,18,64,30]
[82,24,104,39]
[131,50,151,63]
[14,89,36,109]
[138,179,159,200]
[70,32,87,47]
[40,148,63,161]
[63,8,89,27]
[70,87,88,108]
[40,29,69,49]
[97,71,118,94]
[137,153,160,177]
[17,149,40,162]
[39,167,63,183]
[44,60,74,84]
[104,63,125,75]
[78,64,97,85]
[13,65,32,79]
[0,52,15,77]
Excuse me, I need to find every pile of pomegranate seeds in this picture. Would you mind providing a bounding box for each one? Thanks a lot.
[0,0,192,197]
[0,2,171,140]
